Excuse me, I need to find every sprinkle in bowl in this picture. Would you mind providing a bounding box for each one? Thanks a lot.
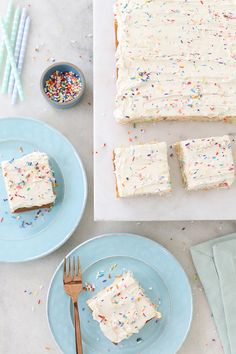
[40,62,86,109]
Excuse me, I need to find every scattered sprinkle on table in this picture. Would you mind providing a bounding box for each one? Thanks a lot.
[96,270,105,279]
[110,263,118,271]
[83,282,95,292]
[44,71,83,103]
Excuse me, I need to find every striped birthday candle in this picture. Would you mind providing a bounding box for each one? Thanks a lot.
[0,1,13,73]
[11,16,31,104]
[8,8,27,96]
[0,17,24,101]
[1,7,21,93]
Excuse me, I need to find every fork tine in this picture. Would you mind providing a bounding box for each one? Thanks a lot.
[78,256,81,274]
[68,257,71,276]
[73,256,76,277]
[63,258,67,279]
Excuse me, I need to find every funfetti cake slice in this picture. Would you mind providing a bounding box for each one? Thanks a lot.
[113,142,171,197]
[87,271,161,344]
[114,0,236,124]
[175,135,235,191]
[1,152,56,213]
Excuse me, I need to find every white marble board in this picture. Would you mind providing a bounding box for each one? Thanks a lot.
[93,0,236,221]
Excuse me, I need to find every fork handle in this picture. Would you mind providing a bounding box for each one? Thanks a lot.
[73,300,83,354]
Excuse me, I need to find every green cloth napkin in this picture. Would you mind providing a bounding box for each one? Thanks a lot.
[213,238,236,354]
[191,233,236,354]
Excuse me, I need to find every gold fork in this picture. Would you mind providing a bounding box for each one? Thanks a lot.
[63,256,83,354]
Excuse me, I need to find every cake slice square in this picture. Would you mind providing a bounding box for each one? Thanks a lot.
[175,135,235,191]
[1,152,56,213]
[113,142,171,197]
[87,271,161,344]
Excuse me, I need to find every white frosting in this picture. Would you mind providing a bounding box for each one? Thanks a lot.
[87,271,161,344]
[113,143,171,197]
[114,0,236,123]
[176,135,235,191]
[1,152,56,212]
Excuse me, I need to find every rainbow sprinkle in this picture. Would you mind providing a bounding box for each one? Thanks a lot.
[44,71,83,103]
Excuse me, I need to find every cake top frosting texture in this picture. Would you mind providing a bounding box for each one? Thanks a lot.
[1,152,56,212]
[87,271,161,343]
[114,143,171,197]
[114,0,236,123]
[176,135,235,191]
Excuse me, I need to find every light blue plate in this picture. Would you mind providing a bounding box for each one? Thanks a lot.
[0,117,87,262]
[47,233,192,354]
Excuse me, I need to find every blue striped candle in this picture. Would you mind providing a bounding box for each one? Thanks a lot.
[8,8,27,96]
[0,17,24,101]
[12,16,31,104]
[0,1,13,73]
[1,7,21,93]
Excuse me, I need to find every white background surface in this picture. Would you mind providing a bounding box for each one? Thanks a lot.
[0,0,233,353]
[94,0,236,221]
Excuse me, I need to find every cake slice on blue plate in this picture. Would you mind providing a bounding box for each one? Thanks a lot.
[1,152,56,213]
[87,271,161,344]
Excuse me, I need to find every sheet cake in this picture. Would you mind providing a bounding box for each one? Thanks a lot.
[114,0,236,124]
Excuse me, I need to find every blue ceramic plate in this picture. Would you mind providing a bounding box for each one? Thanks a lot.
[0,117,87,262]
[47,233,192,354]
